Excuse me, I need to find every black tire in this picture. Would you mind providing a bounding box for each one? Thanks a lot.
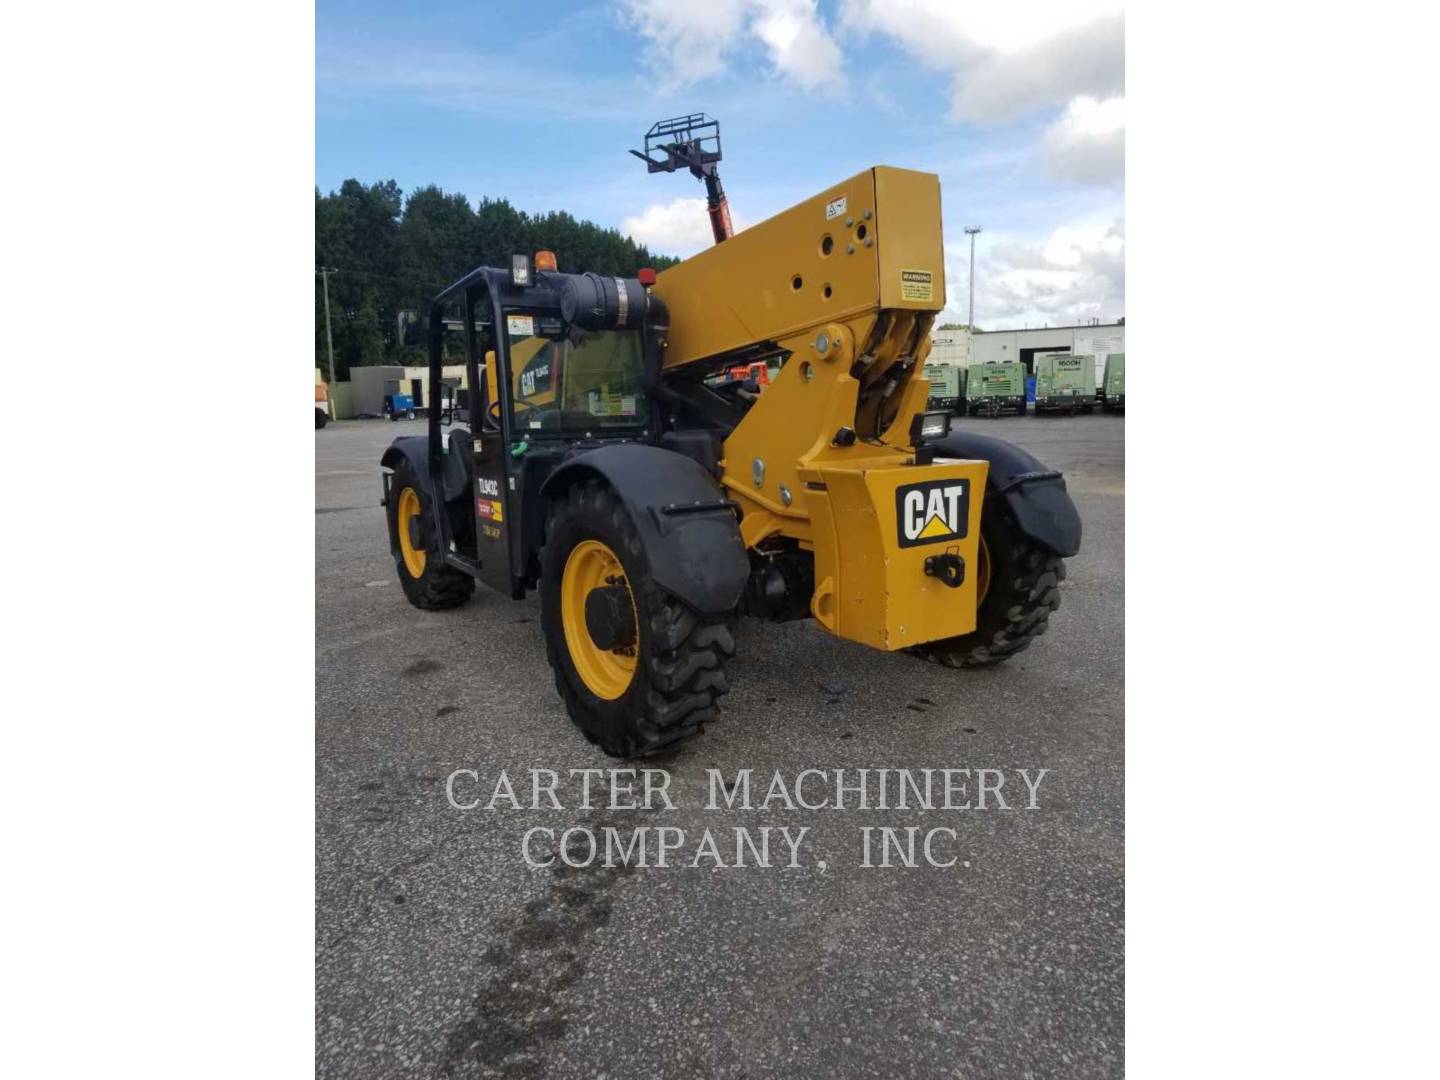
[539,479,736,758]
[315,408,328,430]
[387,459,474,610]
[907,494,1065,668]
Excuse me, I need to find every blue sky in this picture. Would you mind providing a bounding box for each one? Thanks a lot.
[317,1,1124,330]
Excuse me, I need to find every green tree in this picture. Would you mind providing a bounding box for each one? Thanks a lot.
[316,180,404,377]
[317,179,685,375]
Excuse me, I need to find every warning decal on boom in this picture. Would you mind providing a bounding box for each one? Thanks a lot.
[900,269,934,302]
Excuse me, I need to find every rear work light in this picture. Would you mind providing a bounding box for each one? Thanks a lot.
[909,410,952,446]
[511,253,532,287]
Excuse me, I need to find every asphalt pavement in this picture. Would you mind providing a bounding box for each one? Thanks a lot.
[316,411,1124,1079]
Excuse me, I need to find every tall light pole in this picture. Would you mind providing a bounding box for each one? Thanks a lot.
[318,267,337,388]
[964,226,982,331]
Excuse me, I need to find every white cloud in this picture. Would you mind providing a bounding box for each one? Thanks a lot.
[621,197,750,257]
[839,0,1124,123]
[616,0,842,92]
[749,0,844,90]
[945,218,1124,328]
[841,0,1120,63]
[616,1,747,88]
[949,14,1125,123]
[1043,95,1125,186]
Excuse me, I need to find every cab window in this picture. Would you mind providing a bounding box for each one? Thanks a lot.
[504,312,646,434]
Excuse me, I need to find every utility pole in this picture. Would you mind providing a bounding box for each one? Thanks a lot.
[318,268,337,389]
[964,226,982,331]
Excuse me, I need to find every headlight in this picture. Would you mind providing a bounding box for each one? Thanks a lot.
[909,410,952,445]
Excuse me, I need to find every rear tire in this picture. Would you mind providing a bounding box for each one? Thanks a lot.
[315,408,328,429]
[540,479,737,758]
[387,459,474,610]
[907,494,1065,668]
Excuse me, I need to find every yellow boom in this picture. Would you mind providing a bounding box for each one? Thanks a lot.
[652,167,988,650]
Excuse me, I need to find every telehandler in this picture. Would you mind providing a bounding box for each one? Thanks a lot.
[381,117,1080,757]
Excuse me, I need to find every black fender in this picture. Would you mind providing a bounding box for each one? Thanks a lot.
[380,436,430,483]
[380,436,445,554]
[932,430,1082,557]
[383,433,472,502]
[541,444,749,616]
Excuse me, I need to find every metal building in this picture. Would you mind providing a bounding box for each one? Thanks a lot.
[926,329,972,367]
[345,364,470,418]
[970,323,1125,387]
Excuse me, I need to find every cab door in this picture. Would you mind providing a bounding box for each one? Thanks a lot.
[470,420,513,597]
[467,316,561,598]
[461,289,516,598]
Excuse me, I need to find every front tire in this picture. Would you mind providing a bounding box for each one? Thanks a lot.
[540,479,736,758]
[387,459,474,610]
[907,494,1065,668]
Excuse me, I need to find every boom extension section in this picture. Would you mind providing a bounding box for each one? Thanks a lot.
[631,114,734,245]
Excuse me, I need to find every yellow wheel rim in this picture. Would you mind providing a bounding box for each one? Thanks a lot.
[976,533,992,605]
[397,487,426,578]
[561,539,638,700]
